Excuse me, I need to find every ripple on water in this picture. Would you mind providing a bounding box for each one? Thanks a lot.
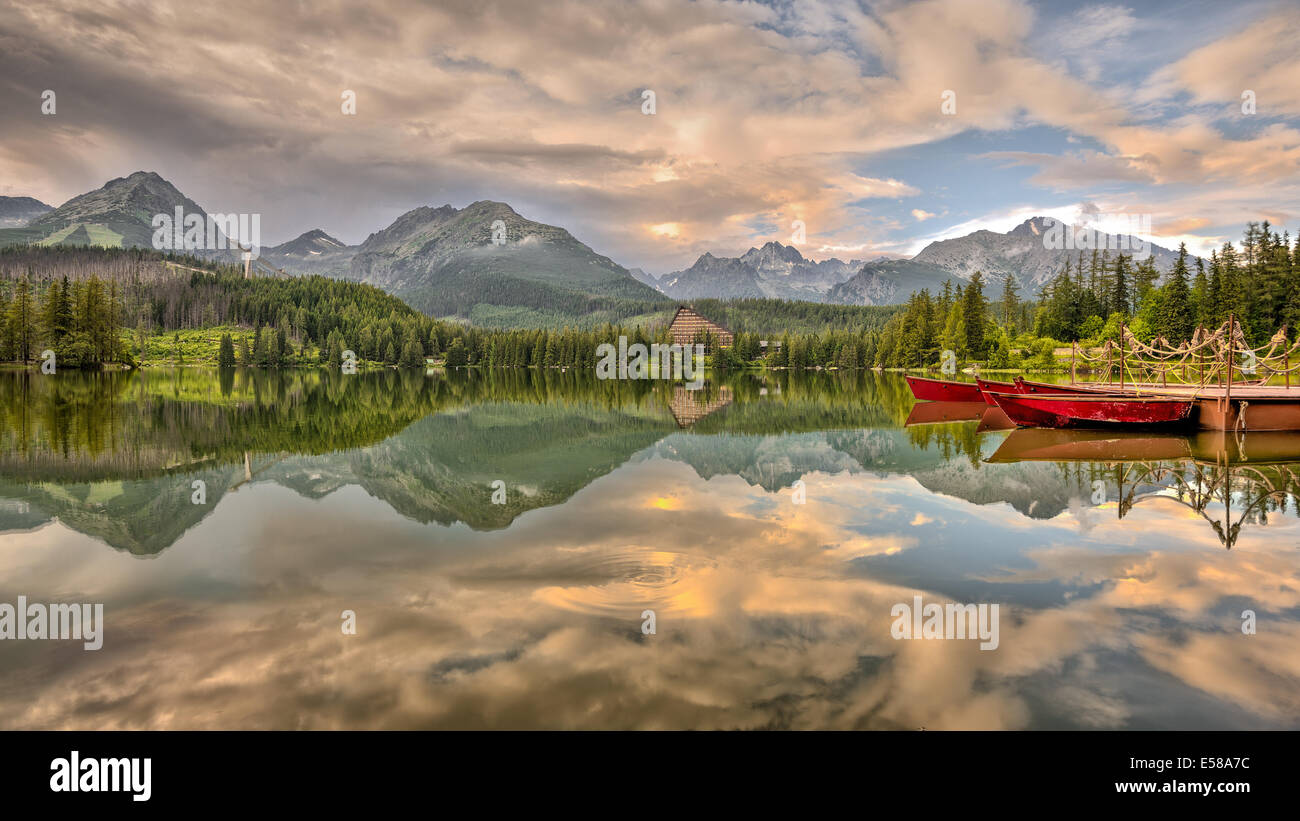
[534,547,718,618]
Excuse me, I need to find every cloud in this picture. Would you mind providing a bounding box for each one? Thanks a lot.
[0,0,1296,271]
[1160,10,1300,117]
[982,149,1154,189]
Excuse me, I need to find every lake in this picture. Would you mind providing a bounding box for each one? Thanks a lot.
[1,368,1297,729]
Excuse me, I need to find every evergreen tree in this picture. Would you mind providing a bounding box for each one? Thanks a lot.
[0,290,10,361]
[1191,256,1209,328]
[6,276,35,363]
[961,271,988,357]
[1111,254,1130,316]
[1132,256,1159,313]
[1156,243,1194,342]
[218,333,237,368]
[400,336,424,368]
[326,329,344,367]
[445,337,468,367]
[1000,274,1020,332]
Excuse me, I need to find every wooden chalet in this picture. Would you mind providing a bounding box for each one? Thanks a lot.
[667,305,734,348]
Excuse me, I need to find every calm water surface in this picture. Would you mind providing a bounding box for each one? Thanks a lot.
[1,368,1297,729]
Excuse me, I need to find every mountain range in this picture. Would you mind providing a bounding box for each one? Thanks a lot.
[0,171,1191,321]
[0,196,52,228]
[0,172,668,327]
[651,241,864,302]
[646,217,1187,307]
[828,216,1185,305]
[16,171,215,249]
[338,200,663,321]
[260,228,354,275]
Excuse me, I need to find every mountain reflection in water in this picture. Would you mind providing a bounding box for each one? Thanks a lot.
[1,369,1297,729]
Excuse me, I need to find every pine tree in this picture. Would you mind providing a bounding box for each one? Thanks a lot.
[218,333,237,368]
[1191,256,1209,328]
[1155,243,1193,343]
[1132,256,1159,312]
[6,276,35,363]
[326,329,344,367]
[1206,250,1225,325]
[1111,254,1130,317]
[400,336,423,368]
[1219,242,1245,331]
[1089,248,1106,316]
[1000,274,1020,332]
[0,289,10,361]
[962,271,988,357]
[41,277,72,353]
[445,337,468,367]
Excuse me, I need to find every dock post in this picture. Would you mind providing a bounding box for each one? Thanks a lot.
[1225,313,1234,422]
[1071,341,1076,385]
[1198,327,1204,384]
[1119,322,1125,390]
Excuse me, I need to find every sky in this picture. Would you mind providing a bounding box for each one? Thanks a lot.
[1,0,1298,274]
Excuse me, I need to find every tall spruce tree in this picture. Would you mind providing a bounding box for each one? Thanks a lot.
[6,276,35,363]
[1156,243,1193,342]
[1111,254,1130,317]
[1000,274,1020,332]
[218,333,237,368]
[962,272,988,357]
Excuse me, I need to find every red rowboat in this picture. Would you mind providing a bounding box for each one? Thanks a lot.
[1012,376,1111,396]
[1016,376,1268,395]
[974,377,1014,404]
[904,375,983,403]
[987,392,1195,429]
[974,376,1099,405]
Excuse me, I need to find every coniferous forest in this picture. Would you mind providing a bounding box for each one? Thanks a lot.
[867,220,1300,371]
[0,220,1294,372]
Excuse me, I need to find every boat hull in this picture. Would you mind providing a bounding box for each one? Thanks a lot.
[904,375,983,403]
[1012,377,1124,396]
[974,378,1015,404]
[987,393,1194,429]
[976,377,1117,404]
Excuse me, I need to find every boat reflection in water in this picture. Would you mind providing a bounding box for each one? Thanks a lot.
[990,428,1300,549]
[904,400,1015,432]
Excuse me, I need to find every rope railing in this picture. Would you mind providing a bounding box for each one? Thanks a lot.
[1069,316,1297,390]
